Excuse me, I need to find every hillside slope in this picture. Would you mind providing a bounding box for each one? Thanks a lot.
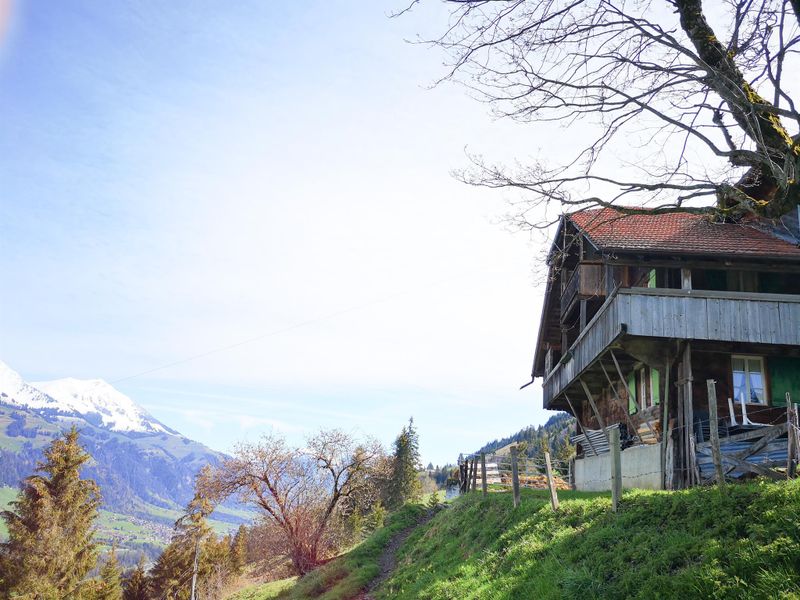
[477,412,575,460]
[382,483,800,599]
[250,480,800,600]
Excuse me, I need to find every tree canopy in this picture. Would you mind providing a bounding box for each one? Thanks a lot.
[0,427,101,599]
[410,0,800,224]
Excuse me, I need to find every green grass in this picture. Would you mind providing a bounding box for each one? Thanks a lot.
[379,482,800,599]
[420,490,447,505]
[0,485,17,539]
[251,503,426,600]
[227,578,298,599]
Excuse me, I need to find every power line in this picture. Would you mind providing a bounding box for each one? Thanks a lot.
[111,269,482,384]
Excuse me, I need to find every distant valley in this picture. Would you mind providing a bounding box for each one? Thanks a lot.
[0,361,248,563]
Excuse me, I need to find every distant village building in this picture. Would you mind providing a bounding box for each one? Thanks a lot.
[529,206,800,491]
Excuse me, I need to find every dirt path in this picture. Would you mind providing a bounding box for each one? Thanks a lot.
[356,508,439,600]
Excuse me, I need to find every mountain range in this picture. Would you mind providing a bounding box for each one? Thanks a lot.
[0,360,244,561]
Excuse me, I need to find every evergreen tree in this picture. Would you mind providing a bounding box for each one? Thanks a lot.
[386,418,422,509]
[149,493,234,600]
[0,426,101,599]
[95,547,124,600]
[230,525,247,574]
[122,556,150,600]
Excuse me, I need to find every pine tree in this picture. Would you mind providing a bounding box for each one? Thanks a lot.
[95,547,124,600]
[148,493,234,600]
[386,418,422,509]
[230,525,247,575]
[0,426,101,599]
[122,556,150,600]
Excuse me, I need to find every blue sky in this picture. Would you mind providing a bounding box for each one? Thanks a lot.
[0,1,562,465]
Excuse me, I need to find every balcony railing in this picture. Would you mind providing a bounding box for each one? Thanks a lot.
[544,287,800,408]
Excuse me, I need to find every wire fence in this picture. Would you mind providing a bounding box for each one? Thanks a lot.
[452,402,800,510]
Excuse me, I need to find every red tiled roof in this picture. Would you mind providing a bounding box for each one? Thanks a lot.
[569,207,800,259]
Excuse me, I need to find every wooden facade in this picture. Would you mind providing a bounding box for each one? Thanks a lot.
[530,209,800,489]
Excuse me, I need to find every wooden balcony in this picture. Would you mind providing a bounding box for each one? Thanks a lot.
[543,287,800,408]
[560,263,605,315]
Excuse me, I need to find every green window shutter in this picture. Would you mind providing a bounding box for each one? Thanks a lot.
[767,357,800,407]
[648,269,656,288]
[651,369,660,405]
[628,372,637,414]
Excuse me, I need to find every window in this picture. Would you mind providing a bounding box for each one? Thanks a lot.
[732,355,767,404]
[627,366,660,413]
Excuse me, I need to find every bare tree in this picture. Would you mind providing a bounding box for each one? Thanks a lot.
[197,430,386,575]
[407,0,800,226]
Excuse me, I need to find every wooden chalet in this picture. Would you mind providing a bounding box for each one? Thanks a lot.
[529,206,800,490]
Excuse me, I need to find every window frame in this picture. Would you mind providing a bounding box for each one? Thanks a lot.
[731,354,768,406]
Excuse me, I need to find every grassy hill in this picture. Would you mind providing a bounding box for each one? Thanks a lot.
[237,479,800,599]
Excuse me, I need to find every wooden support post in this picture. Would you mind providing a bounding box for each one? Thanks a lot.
[471,456,478,492]
[706,379,725,488]
[788,398,797,479]
[544,451,559,511]
[660,358,671,489]
[481,453,488,496]
[564,393,599,457]
[568,456,574,490]
[687,344,696,487]
[610,427,622,512]
[580,379,609,442]
[794,403,800,478]
[510,446,521,508]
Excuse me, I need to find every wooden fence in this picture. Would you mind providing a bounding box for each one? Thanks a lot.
[456,448,573,511]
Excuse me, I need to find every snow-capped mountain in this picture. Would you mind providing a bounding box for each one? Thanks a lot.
[32,378,170,434]
[0,359,228,517]
[0,359,59,411]
[0,360,169,434]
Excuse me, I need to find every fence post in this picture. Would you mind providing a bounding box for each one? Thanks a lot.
[707,379,725,488]
[472,456,478,492]
[510,446,521,508]
[794,403,800,477]
[544,451,559,512]
[480,452,488,496]
[610,427,622,512]
[788,397,797,479]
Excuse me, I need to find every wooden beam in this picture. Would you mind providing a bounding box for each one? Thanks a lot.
[481,453,488,496]
[598,358,640,441]
[609,349,646,416]
[580,378,609,442]
[610,427,622,512]
[722,423,789,475]
[721,455,784,480]
[707,379,725,488]
[697,423,788,448]
[510,446,521,508]
[660,356,671,486]
[564,392,600,458]
[544,451,559,512]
